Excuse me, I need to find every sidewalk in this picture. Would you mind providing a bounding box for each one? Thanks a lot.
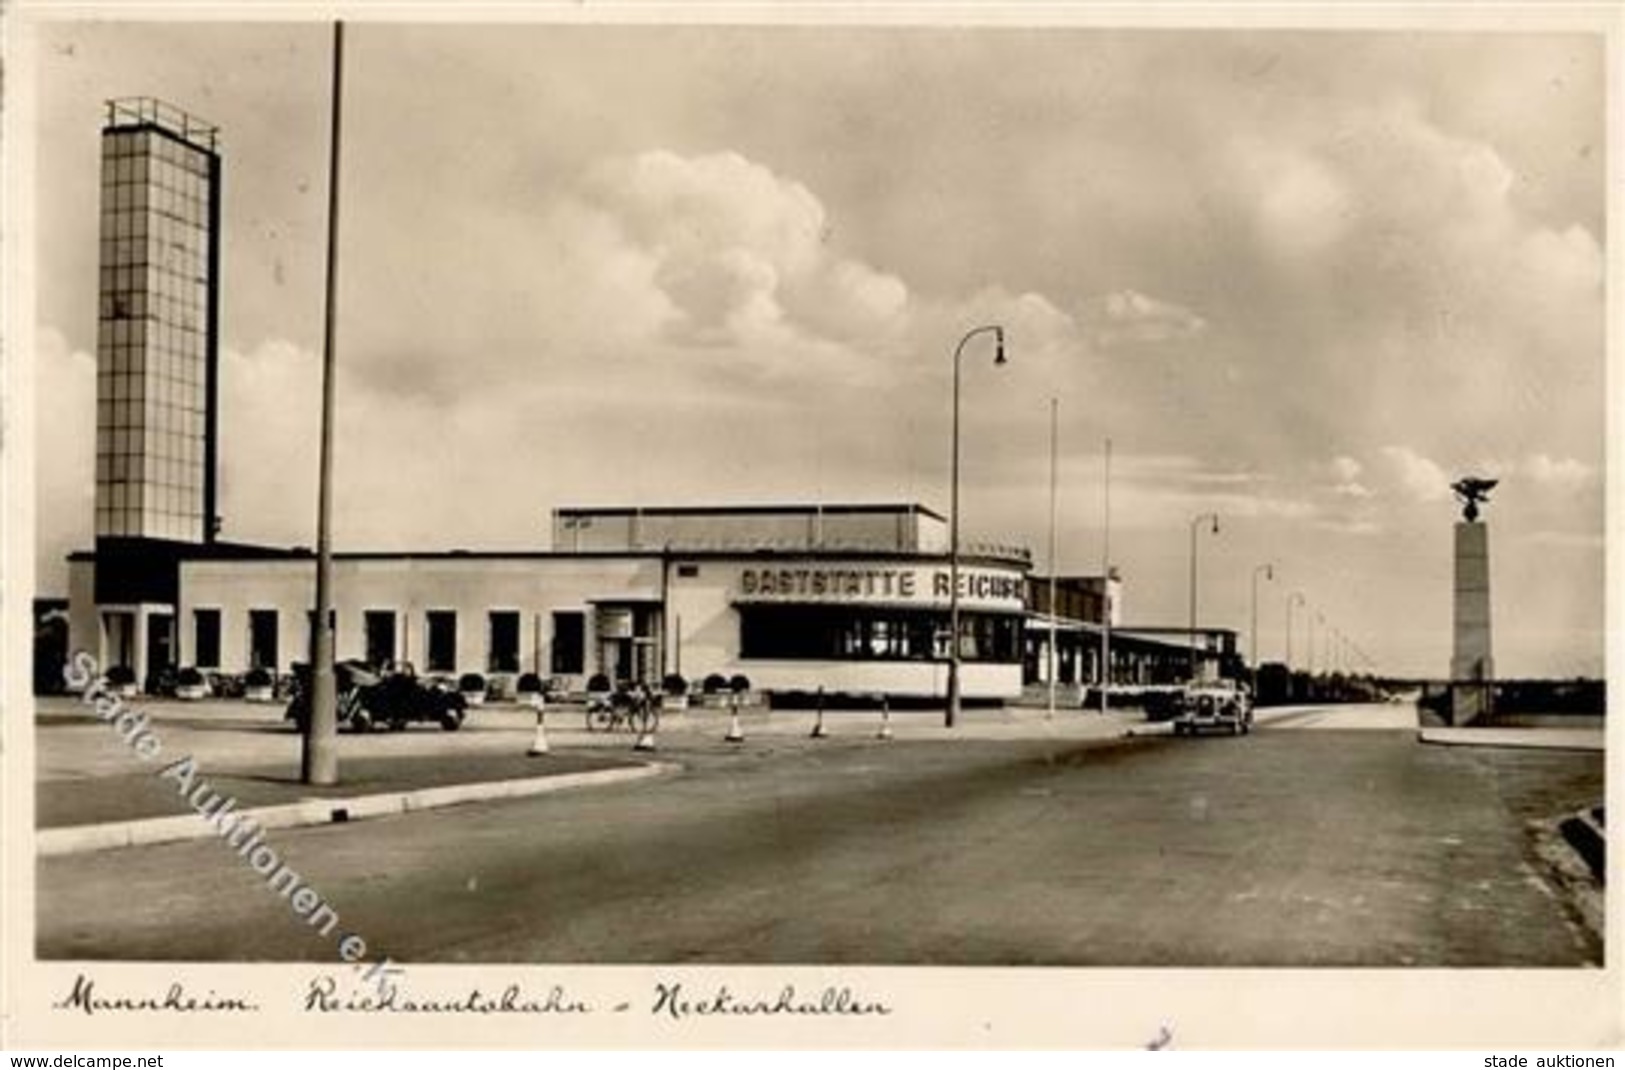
[37,749,675,856]
[1418,725,1606,752]
[35,697,1145,857]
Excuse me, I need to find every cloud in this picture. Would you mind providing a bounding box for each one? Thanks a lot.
[34,328,97,591]
[1520,453,1596,491]
[1379,446,1451,503]
[577,150,911,351]
[1081,289,1208,348]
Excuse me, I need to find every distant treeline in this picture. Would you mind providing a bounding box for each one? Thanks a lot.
[1414,678,1605,717]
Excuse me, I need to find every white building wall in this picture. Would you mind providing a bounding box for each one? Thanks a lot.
[178,556,661,683]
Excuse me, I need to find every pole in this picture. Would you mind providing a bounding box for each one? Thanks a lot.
[947,331,962,728]
[1250,563,1273,690]
[1099,437,1111,715]
[1187,513,1218,681]
[946,325,1005,729]
[302,19,344,786]
[1046,397,1058,720]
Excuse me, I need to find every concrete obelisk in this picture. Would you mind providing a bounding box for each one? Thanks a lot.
[1448,477,1497,725]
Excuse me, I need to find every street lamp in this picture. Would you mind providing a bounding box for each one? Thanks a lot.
[303,19,346,787]
[946,324,1007,728]
[1250,563,1274,683]
[1187,512,1220,681]
[1286,591,1306,670]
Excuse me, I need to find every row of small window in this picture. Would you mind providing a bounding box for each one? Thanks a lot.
[98,363,205,390]
[101,206,209,243]
[101,212,206,247]
[97,394,206,426]
[96,378,204,413]
[101,238,208,272]
[95,454,205,484]
[203,609,591,677]
[737,606,1025,664]
[100,324,206,357]
[102,181,209,219]
[97,427,206,456]
[100,263,208,302]
[97,480,203,508]
[102,135,211,176]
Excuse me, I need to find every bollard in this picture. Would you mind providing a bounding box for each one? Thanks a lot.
[526,693,550,756]
[724,691,745,744]
[810,685,828,739]
[877,693,893,741]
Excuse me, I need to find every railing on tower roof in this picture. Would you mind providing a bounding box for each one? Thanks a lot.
[104,97,219,151]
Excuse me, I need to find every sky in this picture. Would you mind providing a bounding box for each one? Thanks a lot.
[28,16,1608,678]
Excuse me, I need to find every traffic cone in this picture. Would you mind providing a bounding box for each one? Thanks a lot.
[526,694,549,756]
[724,693,745,743]
[810,686,828,739]
[877,694,893,740]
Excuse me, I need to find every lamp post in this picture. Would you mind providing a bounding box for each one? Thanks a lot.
[1309,611,1323,677]
[1187,512,1220,681]
[946,324,1007,728]
[1098,437,1112,716]
[1250,563,1274,686]
[1046,397,1059,720]
[302,19,345,786]
[1286,591,1306,670]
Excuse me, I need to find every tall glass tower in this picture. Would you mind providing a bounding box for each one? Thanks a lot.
[95,98,220,545]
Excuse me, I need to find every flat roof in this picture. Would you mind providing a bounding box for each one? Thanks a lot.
[555,502,948,523]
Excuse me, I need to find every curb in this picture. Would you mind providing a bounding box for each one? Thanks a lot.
[1416,728,1606,753]
[38,761,680,858]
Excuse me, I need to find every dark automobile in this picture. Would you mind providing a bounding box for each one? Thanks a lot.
[1171,678,1253,737]
[286,661,466,733]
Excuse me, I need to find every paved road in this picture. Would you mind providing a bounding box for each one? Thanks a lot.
[36,705,1601,966]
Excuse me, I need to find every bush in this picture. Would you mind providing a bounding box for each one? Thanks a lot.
[244,666,273,689]
[458,672,486,693]
[106,665,137,687]
[587,672,612,694]
[176,666,205,687]
[662,673,688,696]
[702,673,728,694]
[516,672,544,694]
[729,673,751,694]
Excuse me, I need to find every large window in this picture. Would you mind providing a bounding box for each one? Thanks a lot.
[364,610,397,669]
[739,606,1022,663]
[426,611,457,673]
[550,612,585,675]
[192,608,221,668]
[248,609,278,671]
[488,611,520,673]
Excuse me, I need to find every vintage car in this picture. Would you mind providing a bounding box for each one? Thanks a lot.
[286,660,467,733]
[1171,678,1253,736]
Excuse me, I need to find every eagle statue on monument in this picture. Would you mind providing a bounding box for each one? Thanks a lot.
[1450,477,1498,523]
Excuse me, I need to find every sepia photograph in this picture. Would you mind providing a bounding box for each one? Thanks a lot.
[5,2,1618,1051]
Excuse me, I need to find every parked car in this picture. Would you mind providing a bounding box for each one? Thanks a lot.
[286,660,467,733]
[1171,679,1253,736]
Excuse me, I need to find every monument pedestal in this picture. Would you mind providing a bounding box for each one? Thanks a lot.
[1450,520,1494,725]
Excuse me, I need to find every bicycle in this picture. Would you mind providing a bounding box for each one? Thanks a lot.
[585,686,661,735]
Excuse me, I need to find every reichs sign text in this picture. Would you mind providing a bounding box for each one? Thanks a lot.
[737,566,1024,608]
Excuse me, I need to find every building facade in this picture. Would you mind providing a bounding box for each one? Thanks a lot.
[88,98,223,686]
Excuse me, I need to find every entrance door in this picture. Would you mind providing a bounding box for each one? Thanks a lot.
[146,613,175,684]
[103,611,136,671]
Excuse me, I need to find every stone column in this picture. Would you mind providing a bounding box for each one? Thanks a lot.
[1450,521,1494,725]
